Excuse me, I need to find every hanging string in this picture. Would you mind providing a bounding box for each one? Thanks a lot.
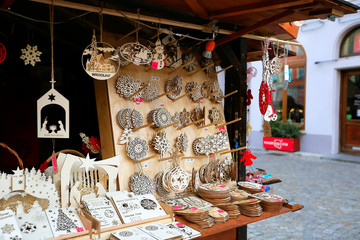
[49,0,55,89]
[136,9,140,43]
[99,10,103,42]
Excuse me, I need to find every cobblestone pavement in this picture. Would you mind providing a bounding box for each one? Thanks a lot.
[247,150,360,240]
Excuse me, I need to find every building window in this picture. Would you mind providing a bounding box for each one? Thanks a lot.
[272,44,306,126]
[340,26,360,57]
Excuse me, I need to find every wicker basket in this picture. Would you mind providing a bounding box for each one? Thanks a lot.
[0,142,24,169]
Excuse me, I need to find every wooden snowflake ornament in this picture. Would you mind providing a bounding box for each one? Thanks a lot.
[126,137,149,161]
[152,131,171,158]
[20,44,42,66]
[175,133,188,153]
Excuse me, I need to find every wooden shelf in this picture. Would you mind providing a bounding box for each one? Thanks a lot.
[174,204,304,239]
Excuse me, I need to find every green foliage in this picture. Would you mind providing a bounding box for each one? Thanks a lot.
[269,121,301,139]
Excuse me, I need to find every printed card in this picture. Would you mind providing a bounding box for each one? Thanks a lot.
[45,207,85,237]
[111,192,167,224]
[110,227,157,240]
[138,222,182,240]
[82,197,122,228]
[16,211,54,240]
[0,210,23,240]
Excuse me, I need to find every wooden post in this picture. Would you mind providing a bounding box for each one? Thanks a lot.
[216,39,247,239]
[282,89,288,122]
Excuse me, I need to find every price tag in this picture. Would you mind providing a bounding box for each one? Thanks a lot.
[173,206,183,210]
[152,76,160,81]
[186,159,194,162]
[141,164,149,169]
[133,97,142,105]
[151,61,159,69]
[52,155,57,171]
[190,207,198,211]
[217,209,225,213]
[176,222,184,227]
[218,126,225,131]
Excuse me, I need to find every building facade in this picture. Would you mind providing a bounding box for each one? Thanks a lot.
[248,9,360,155]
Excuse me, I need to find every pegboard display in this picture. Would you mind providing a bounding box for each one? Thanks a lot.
[96,33,233,191]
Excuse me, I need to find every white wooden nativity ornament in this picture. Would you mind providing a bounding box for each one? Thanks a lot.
[82,30,119,80]
[37,84,69,138]
[55,153,121,208]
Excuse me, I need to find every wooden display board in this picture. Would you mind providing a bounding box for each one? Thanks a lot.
[95,32,233,191]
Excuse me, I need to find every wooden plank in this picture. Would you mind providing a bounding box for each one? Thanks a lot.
[215,9,295,47]
[30,0,234,35]
[309,8,344,17]
[93,80,115,159]
[184,0,209,18]
[209,0,312,18]
[174,204,304,239]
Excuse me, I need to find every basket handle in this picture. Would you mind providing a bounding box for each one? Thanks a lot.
[0,142,24,170]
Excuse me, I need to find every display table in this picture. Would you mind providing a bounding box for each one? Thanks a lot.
[175,204,304,240]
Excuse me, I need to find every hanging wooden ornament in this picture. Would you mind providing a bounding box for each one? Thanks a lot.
[191,105,205,127]
[38,8,69,138]
[114,46,131,67]
[209,107,223,123]
[141,81,159,101]
[0,42,7,64]
[182,53,197,72]
[259,81,269,115]
[120,42,153,65]
[165,74,182,100]
[118,128,134,145]
[185,82,202,101]
[152,131,171,158]
[150,39,166,70]
[270,44,283,75]
[175,133,188,153]
[37,87,70,138]
[155,171,170,197]
[262,39,271,84]
[210,81,224,102]
[82,30,119,80]
[20,44,42,66]
[126,137,150,161]
[179,108,191,127]
[128,172,155,195]
[116,74,142,100]
[162,34,182,69]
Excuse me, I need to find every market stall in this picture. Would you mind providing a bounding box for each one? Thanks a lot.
[0,0,358,239]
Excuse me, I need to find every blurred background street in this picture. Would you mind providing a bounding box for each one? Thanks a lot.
[247,149,360,240]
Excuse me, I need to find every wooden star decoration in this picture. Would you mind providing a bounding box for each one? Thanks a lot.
[78,154,96,172]
[12,167,24,177]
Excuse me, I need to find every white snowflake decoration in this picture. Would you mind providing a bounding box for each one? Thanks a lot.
[20,44,42,66]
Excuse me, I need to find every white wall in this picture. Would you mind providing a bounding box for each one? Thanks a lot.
[248,11,360,154]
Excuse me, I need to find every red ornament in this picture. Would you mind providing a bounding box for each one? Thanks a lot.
[0,42,7,64]
[259,81,269,115]
[247,89,253,106]
[239,149,257,166]
[205,40,215,52]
